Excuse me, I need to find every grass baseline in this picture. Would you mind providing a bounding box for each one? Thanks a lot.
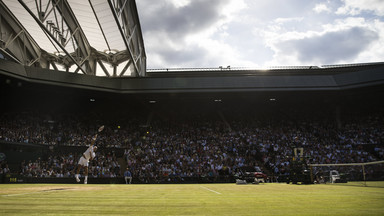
[0,182,383,215]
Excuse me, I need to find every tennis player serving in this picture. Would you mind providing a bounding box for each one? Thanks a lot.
[75,125,104,184]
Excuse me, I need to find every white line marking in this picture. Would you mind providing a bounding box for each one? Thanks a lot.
[2,190,56,197]
[2,188,71,197]
[2,191,44,197]
[200,186,221,195]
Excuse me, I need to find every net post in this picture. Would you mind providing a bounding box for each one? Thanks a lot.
[362,165,366,187]
[310,166,314,183]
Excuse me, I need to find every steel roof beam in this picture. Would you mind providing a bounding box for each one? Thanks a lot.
[0,1,41,66]
[2,0,146,77]
[17,0,88,74]
[108,0,146,77]
[53,0,96,75]
[17,0,99,75]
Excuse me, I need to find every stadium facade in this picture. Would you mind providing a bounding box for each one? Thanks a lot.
[1,0,383,99]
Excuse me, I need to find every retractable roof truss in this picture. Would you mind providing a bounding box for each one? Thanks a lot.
[0,0,146,77]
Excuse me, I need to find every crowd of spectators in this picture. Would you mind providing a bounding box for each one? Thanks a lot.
[19,150,121,178]
[0,109,383,182]
[0,111,144,148]
[0,160,10,175]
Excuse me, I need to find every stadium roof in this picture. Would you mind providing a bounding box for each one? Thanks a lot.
[0,0,146,77]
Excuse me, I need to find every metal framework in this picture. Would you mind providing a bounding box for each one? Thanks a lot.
[0,0,146,77]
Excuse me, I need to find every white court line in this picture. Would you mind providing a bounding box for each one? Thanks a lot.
[2,191,50,197]
[200,186,221,195]
[2,188,71,197]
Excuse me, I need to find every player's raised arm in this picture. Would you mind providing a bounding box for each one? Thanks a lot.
[90,134,98,146]
[90,125,104,146]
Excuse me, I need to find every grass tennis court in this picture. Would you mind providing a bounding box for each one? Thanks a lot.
[1,182,384,215]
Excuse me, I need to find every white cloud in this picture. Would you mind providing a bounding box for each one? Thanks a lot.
[264,17,381,66]
[137,0,247,68]
[170,0,191,8]
[313,3,331,14]
[137,0,383,68]
[353,19,384,63]
[336,0,384,16]
[275,17,304,24]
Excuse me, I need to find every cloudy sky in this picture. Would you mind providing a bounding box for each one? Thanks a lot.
[136,0,384,69]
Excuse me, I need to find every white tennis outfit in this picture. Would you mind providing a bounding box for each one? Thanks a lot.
[78,146,96,167]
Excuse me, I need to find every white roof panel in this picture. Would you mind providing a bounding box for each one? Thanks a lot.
[3,0,59,53]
